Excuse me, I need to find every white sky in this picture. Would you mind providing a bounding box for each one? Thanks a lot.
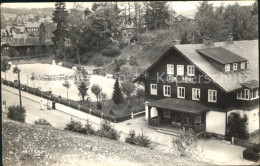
[1,1,256,14]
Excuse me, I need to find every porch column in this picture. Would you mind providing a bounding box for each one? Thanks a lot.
[193,114,197,133]
[181,112,184,130]
[157,109,160,128]
[148,106,151,125]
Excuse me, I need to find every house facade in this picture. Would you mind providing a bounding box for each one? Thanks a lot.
[134,38,259,137]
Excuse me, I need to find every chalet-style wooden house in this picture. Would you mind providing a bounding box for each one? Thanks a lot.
[134,38,259,137]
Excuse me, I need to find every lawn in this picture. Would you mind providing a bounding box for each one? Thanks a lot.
[78,96,145,117]
[2,119,208,166]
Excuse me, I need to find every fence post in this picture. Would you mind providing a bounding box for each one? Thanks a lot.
[78,105,81,111]
[89,108,92,115]
[131,112,134,119]
[68,101,70,107]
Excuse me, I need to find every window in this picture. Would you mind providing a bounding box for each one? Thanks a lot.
[192,88,200,101]
[250,89,259,100]
[177,65,184,75]
[196,114,201,123]
[225,64,230,72]
[237,89,250,100]
[208,90,217,103]
[233,63,238,71]
[150,84,157,95]
[164,110,171,118]
[177,87,185,99]
[187,65,195,76]
[241,62,245,69]
[163,85,171,97]
[167,64,174,75]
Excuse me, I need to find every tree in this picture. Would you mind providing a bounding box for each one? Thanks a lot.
[1,59,11,80]
[227,112,248,139]
[100,92,107,108]
[13,66,22,111]
[112,78,123,106]
[63,80,71,100]
[77,81,89,103]
[91,84,102,102]
[136,88,145,105]
[121,82,136,107]
[39,23,47,54]
[143,2,169,30]
[30,72,36,88]
[52,2,69,61]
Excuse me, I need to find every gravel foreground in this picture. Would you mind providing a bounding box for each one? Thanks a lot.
[2,119,209,166]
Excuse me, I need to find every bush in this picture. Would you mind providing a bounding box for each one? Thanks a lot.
[125,129,151,147]
[129,55,138,66]
[34,118,52,126]
[7,105,26,122]
[172,129,198,157]
[114,58,127,72]
[227,112,248,139]
[64,119,85,134]
[91,55,105,67]
[101,46,121,57]
[97,120,120,140]
[97,102,102,110]
[83,120,96,135]
[252,143,260,153]
[243,148,259,162]
[125,130,136,145]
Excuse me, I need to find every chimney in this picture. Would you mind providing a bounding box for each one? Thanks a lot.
[172,39,181,45]
[203,37,214,47]
[227,35,233,44]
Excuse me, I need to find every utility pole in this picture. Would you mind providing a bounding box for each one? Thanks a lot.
[18,71,22,109]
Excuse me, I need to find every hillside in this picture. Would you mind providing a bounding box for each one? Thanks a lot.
[99,29,179,75]
[2,119,207,166]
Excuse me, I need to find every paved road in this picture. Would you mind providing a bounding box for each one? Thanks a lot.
[2,84,258,165]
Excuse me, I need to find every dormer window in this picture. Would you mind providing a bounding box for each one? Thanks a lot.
[233,63,237,71]
[225,64,230,72]
[237,89,250,100]
[241,62,245,69]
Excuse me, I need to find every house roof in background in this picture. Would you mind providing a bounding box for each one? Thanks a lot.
[8,37,53,46]
[196,47,248,64]
[25,22,41,28]
[148,98,209,114]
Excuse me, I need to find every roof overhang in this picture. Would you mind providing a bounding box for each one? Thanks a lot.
[147,98,209,114]
[241,80,259,90]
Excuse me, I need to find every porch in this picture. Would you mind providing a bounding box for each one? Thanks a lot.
[147,98,209,134]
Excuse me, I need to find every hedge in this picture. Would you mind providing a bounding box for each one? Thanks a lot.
[243,148,259,162]
[2,79,136,123]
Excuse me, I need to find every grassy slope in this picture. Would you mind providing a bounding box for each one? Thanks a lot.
[2,119,207,166]
[101,29,179,74]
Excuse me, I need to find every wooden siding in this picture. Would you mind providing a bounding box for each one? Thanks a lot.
[144,47,258,112]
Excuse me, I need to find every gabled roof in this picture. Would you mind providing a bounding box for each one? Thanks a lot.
[8,37,53,46]
[25,22,41,28]
[134,40,258,92]
[196,47,248,64]
[148,98,209,114]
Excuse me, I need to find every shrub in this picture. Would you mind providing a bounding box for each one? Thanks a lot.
[34,118,52,126]
[129,55,138,66]
[83,120,96,135]
[125,130,136,145]
[125,129,151,147]
[172,128,198,157]
[227,112,248,139]
[243,148,259,162]
[91,55,105,67]
[97,120,120,140]
[101,46,121,57]
[97,102,102,110]
[252,143,260,153]
[64,119,85,134]
[7,105,26,122]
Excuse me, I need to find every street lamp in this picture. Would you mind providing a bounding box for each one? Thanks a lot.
[13,66,22,111]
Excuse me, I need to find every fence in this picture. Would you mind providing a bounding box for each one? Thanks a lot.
[2,79,143,123]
